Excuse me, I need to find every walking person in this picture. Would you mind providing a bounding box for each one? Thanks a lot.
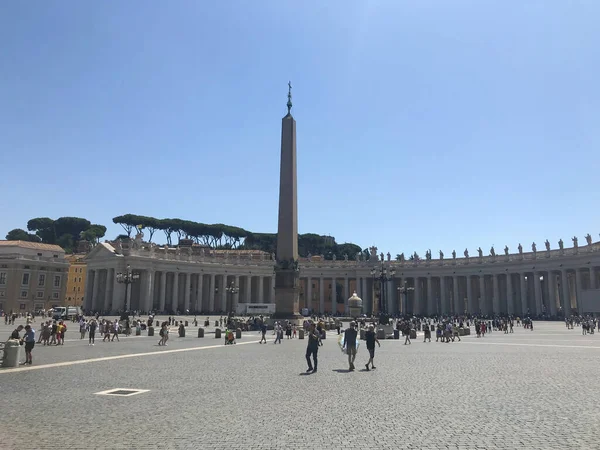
[111,320,120,342]
[88,319,97,346]
[343,321,358,371]
[259,322,267,344]
[20,325,35,365]
[364,325,380,371]
[305,323,319,373]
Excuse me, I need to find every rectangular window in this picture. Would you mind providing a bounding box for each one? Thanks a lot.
[36,291,44,298]
[54,275,61,288]
[21,291,28,298]
[22,273,30,286]
[79,277,82,282]
[0,291,5,297]
[73,287,76,292]
[78,287,81,292]
[0,273,6,285]
[52,292,59,299]
[20,303,26,310]
[38,274,45,287]
[37,253,42,256]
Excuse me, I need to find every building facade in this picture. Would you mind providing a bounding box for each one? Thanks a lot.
[0,241,70,314]
[65,254,87,307]
[84,236,600,317]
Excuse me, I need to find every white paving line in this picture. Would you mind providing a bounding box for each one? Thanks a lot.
[461,341,600,350]
[0,340,259,375]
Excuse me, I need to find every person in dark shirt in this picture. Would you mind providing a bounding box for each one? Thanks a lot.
[10,325,24,340]
[343,322,358,371]
[305,323,319,373]
[259,323,267,344]
[364,325,380,371]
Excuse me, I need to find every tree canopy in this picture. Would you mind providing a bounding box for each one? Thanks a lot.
[5,217,106,253]
[113,214,364,258]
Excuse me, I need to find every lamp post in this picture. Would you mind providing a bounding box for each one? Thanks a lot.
[371,260,396,324]
[397,281,415,317]
[116,264,140,317]
[225,281,239,316]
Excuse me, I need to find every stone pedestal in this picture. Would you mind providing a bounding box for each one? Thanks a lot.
[273,269,301,319]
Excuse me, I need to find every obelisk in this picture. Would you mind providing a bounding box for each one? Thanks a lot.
[273,81,300,318]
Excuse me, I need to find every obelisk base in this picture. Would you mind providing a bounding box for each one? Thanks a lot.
[273,269,302,320]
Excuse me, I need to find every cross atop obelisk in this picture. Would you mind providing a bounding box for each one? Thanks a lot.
[274,82,300,318]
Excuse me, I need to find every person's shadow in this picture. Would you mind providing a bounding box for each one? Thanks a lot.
[332,369,352,373]
[299,371,316,376]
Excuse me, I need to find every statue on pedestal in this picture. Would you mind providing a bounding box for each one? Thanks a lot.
[518,243,523,254]
[386,252,391,262]
[586,233,592,246]
[504,245,509,256]
[545,240,550,251]
[439,250,444,260]
[572,236,578,248]
[332,254,337,261]
[413,251,419,261]
[490,246,495,257]
[477,247,483,258]
[115,239,123,253]
[379,252,384,262]
[531,242,537,253]
[425,249,432,261]
[558,239,564,250]
[369,246,378,261]
[464,248,469,258]
[452,250,456,259]
[344,253,348,261]
[355,252,361,261]
[398,253,405,262]
[271,252,276,261]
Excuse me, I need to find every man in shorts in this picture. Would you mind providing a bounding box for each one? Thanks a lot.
[364,325,380,371]
[343,322,358,371]
[21,325,35,365]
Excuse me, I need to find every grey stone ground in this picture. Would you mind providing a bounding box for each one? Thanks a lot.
[1,320,599,450]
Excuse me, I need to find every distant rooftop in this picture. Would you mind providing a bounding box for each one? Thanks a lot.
[0,240,65,252]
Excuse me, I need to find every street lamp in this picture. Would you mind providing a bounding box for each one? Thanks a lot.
[371,260,396,324]
[225,281,239,315]
[397,281,415,317]
[116,264,140,316]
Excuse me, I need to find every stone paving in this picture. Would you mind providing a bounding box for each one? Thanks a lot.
[1,320,600,449]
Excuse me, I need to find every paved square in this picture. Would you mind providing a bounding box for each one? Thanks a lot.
[1,320,599,450]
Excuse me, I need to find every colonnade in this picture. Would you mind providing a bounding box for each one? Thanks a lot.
[301,266,598,316]
[85,270,274,314]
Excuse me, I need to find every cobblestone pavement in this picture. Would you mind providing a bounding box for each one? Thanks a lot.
[1,321,600,450]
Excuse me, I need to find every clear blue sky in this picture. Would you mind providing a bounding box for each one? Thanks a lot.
[1,1,599,256]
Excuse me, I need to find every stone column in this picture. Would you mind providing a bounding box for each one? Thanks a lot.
[220,275,227,311]
[492,274,500,314]
[440,276,447,315]
[245,276,251,304]
[414,277,421,315]
[232,275,239,313]
[426,276,433,316]
[452,276,460,315]
[575,269,582,310]
[478,276,485,315]
[91,270,99,311]
[590,267,597,290]
[207,274,215,312]
[319,277,325,314]
[306,277,312,311]
[332,277,337,313]
[561,270,570,317]
[184,273,191,312]
[112,273,125,312]
[196,274,204,312]
[506,273,513,315]
[171,272,179,312]
[548,272,557,316]
[159,272,166,312]
[104,269,112,312]
[466,276,474,314]
[258,276,264,303]
[533,272,542,315]
[520,273,528,316]
[344,277,349,314]
[144,270,154,313]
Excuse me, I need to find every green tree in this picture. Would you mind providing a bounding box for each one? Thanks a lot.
[5,228,41,242]
[112,214,139,237]
[27,217,56,243]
